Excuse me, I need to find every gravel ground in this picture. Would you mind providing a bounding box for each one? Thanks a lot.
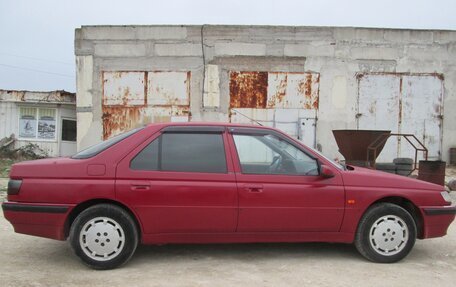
[0,178,7,202]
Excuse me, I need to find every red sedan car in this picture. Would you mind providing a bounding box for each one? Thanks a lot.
[2,123,455,269]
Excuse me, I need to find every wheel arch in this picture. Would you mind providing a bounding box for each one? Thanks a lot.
[64,199,142,240]
[365,196,424,239]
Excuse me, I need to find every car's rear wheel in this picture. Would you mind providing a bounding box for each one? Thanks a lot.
[69,204,138,270]
[355,203,416,263]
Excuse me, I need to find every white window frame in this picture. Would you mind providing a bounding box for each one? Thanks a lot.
[18,106,58,142]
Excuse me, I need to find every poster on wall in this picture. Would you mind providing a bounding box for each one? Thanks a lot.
[38,116,56,139]
[19,115,36,138]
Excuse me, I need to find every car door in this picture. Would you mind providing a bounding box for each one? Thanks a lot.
[228,127,345,232]
[116,126,238,234]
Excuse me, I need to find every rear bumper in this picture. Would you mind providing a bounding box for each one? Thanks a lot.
[420,205,456,239]
[2,201,73,240]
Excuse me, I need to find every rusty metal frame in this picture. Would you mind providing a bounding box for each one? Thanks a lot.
[367,133,428,173]
[101,70,192,140]
[229,71,320,110]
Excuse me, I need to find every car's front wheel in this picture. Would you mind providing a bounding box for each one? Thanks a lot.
[355,203,417,263]
[69,204,138,269]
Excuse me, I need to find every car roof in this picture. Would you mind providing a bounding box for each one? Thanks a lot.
[146,121,277,130]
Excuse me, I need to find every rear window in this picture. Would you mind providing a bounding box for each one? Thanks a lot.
[72,127,143,159]
[131,133,227,173]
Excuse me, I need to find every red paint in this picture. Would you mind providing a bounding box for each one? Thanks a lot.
[2,122,454,245]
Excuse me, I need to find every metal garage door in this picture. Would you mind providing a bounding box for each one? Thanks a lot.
[357,73,443,162]
[102,71,191,139]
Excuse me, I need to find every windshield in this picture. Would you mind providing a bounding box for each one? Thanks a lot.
[310,148,345,170]
[72,127,144,159]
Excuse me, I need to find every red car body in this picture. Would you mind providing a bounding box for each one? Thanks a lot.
[2,123,455,265]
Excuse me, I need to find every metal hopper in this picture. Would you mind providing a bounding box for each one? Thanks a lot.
[332,130,391,166]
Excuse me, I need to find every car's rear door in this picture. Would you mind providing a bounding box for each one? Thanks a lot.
[116,126,238,234]
[227,127,345,232]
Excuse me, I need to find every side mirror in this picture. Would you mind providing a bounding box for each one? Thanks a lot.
[320,164,335,178]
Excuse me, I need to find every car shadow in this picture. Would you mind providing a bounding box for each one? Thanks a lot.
[128,242,361,266]
[25,239,442,271]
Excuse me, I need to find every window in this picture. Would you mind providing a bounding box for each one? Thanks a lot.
[131,133,227,173]
[61,119,76,142]
[19,107,36,138]
[130,137,159,170]
[19,107,56,140]
[233,133,318,175]
[72,127,143,159]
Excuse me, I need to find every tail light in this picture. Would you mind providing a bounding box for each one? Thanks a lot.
[7,179,22,195]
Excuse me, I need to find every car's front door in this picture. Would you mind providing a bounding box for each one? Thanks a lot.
[228,128,345,232]
[116,126,238,234]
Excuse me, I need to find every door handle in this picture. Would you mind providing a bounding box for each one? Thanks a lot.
[131,185,150,191]
[130,181,151,191]
[243,184,263,193]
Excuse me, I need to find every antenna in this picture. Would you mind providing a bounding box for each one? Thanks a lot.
[231,109,263,126]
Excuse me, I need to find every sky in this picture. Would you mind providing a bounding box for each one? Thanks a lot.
[1,0,455,93]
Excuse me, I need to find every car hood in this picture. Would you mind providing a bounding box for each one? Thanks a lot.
[341,165,443,191]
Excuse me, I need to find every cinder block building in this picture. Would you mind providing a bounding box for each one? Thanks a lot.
[75,25,456,162]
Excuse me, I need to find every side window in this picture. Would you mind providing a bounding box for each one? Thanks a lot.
[233,134,318,175]
[233,135,277,166]
[130,137,159,170]
[131,133,227,173]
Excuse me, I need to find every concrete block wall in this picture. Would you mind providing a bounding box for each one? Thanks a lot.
[75,25,456,162]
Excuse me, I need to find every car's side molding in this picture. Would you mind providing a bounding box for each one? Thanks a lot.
[2,202,69,214]
[423,206,456,216]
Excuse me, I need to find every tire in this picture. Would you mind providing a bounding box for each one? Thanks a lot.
[69,204,138,270]
[355,203,416,263]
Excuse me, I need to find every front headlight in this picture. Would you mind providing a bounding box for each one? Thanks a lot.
[440,191,452,204]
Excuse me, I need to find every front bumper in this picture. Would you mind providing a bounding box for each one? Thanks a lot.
[2,201,73,240]
[421,205,456,239]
